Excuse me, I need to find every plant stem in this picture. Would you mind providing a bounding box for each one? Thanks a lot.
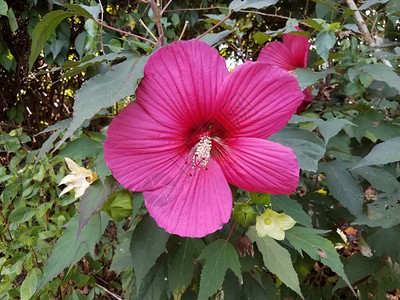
[160,0,173,16]
[178,20,189,40]
[344,0,375,46]
[240,10,311,27]
[149,0,165,46]
[345,0,391,66]
[95,283,123,300]
[139,19,158,42]
[94,20,157,46]
[226,220,238,242]
[98,0,105,53]
[197,12,232,40]
[164,6,226,12]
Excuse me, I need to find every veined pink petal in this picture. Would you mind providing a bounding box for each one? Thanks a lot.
[258,41,294,71]
[283,32,310,69]
[216,138,299,194]
[215,62,304,139]
[104,102,186,191]
[136,40,229,128]
[144,159,232,237]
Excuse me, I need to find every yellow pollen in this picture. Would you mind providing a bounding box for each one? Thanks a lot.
[192,135,212,168]
[264,218,273,225]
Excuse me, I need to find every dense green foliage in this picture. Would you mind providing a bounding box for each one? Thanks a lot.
[1,0,400,299]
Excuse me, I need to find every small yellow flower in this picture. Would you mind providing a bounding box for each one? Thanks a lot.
[59,158,98,198]
[255,209,296,240]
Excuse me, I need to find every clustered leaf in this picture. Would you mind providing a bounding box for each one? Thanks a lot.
[130,215,169,295]
[197,239,242,300]
[247,229,304,298]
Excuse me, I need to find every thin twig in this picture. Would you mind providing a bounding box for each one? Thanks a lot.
[0,210,12,241]
[226,220,238,242]
[95,283,122,300]
[139,19,158,41]
[197,12,232,40]
[149,0,165,45]
[164,6,226,12]
[30,246,43,272]
[98,0,105,53]
[239,10,311,27]
[94,19,157,45]
[160,0,173,16]
[178,20,189,40]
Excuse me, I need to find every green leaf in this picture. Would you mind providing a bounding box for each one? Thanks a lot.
[64,4,100,20]
[0,0,8,16]
[199,30,233,46]
[303,18,324,31]
[253,31,270,44]
[229,0,278,11]
[270,195,312,228]
[242,272,278,299]
[290,115,355,144]
[361,63,400,93]
[110,232,132,274]
[285,226,355,295]
[8,207,36,224]
[250,192,270,205]
[107,39,123,53]
[168,238,205,297]
[333,253,387,291]
[37,212,110,291]
[34,119,71,168]
[197,239,242,300]
[315,30,336,61]
[269,127,326,172]
[56,55,149,148]
[358,0,388,10]
[247,229,303,298]
[7,8,18,32]
[353,137,400,169]
[130,215,169,295]
[350,111,400,142]
[365,226,400,259]
[319,160,364,216]
[58,135,103,160]
[137,257,168,300]
[78,177,115,237]
[316,119,355,144]
[354,194,400,228]
[223,270,242,300]
[29,10,74,70]
[350,166,400,193]
[20,268,40,300]
[63,52,127,78]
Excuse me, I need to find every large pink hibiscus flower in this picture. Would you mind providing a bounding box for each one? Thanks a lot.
[104,40,303,237]
[258,28,312,113]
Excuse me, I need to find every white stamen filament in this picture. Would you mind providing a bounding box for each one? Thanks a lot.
[192,135,212,168]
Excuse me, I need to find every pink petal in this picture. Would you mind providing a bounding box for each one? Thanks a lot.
[214,62,304,139]
[258,41,294,71]
[104,102,186,191]
[296,87,313,113]
[144,159,232,237]
[136,39,229,128]
[216,137,299,194]
[283,33,310,69]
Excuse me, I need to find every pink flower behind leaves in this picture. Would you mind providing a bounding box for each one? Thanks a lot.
[104,40,303,237]
[258,27,312,113]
